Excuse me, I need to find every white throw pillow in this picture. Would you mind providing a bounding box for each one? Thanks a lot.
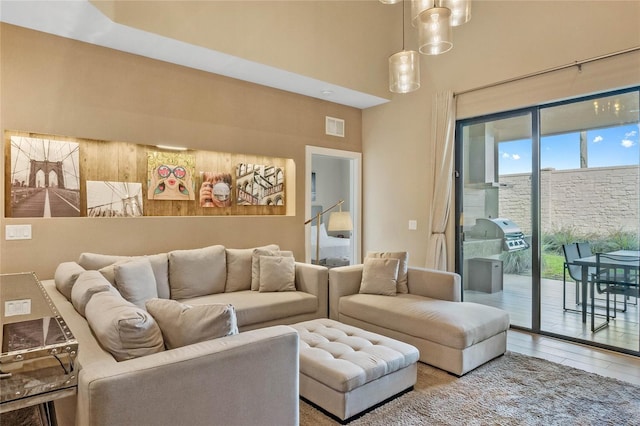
[145,299,239,349]
[225,245,279,292]
[359,257,399,296]
[259,256,296,292]
[54,261,86,301]
[250,249,294,291]
[168,245,226,299]
[71,270,115,317]
[366,251,409,294]
[114,257,159,310]
[85,291,164,361]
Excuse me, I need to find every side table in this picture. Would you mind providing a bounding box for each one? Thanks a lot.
[1,272,78,425]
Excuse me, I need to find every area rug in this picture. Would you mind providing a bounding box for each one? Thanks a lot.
[300,351,640,425]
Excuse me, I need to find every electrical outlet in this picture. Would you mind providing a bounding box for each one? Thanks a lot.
[5,224,32,240]
[408,220,417,230]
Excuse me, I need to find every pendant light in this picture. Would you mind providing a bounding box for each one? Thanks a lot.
[436,0,471,26]
[388,1,420,93]
[417,5,452,55]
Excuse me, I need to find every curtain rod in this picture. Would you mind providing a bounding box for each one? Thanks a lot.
[454,46,640,97]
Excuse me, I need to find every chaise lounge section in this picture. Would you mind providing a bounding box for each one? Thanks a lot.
[329,262,510,376]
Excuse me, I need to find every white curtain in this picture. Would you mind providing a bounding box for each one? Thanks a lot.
[425,90,455,271]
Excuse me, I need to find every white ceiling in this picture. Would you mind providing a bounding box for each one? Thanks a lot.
[0,0,389,109]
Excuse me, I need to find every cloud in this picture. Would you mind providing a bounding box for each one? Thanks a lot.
[621,139,636,148]
[512,154,521,160]
[625,130,637,138]
[593,135,603,143]
[502,152,510,158]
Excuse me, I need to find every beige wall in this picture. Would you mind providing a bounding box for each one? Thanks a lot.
[90,0,397,100]
[0,23,362,278]
[362,1,640,269]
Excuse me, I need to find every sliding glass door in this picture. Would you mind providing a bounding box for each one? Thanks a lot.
[456,111,535,329]
[456,87,640,355]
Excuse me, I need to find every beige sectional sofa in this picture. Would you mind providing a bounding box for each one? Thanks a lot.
[329,263,510,376]
[45,244,328,426]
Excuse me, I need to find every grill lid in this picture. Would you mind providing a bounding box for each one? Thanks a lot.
[469,218,529,252]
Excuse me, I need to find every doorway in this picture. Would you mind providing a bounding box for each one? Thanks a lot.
[305,146,361,266]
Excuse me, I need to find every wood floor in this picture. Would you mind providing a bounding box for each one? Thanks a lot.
[507,329,640,386]
[465,274,639,352]
[465,273,640,386]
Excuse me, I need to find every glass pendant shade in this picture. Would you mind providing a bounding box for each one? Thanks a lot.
[418,7,453,55]
[389,50,420,93]
[380,0,402,3]
[436,0,471,26]
[411,0,433,26]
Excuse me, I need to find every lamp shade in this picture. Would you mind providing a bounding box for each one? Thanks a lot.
[436,0,471,26]
[418,7,453,55]
[389,50,421,94]
[327,211,353,232]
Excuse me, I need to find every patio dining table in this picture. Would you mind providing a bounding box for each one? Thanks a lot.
[573,250,640,325]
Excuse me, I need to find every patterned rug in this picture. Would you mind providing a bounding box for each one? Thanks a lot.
[300,351,640,425]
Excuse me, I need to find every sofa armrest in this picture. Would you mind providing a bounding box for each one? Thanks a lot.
[77,326,299,426]
[407,267,462,302]
[295,262,329,317]
[328,265,363,320]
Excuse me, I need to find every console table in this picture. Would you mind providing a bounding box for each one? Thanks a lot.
[1,272,78,425]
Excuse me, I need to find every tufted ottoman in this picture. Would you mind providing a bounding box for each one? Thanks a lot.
[290,318,419,423]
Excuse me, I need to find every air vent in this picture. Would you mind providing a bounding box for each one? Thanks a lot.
[325,116,345,137]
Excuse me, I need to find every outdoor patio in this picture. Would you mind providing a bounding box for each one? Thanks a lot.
[464,274,639,353]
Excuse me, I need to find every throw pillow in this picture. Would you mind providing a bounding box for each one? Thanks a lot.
[359,257,400,296]
[99,259,131,286]
[145,299,239,349]
[85,290,164,361]
[366,251,409,294]
[71,270,115,317]
[146,253,170,299]
[54,261,86,301]
[258,256,296,292]
[225,244,279,292]
[78,252,130,270]
[114,257,159,310]
[168,245,226,299]
[251,249,294,291]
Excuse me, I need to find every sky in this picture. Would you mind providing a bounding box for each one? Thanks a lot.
[498,123,640,175]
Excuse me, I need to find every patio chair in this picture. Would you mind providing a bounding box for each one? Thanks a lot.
[591,252,640,332]
[562,243,584,312]
[577,242,593,258]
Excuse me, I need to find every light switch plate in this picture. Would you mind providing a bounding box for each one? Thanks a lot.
[408,220,417,230]
[5,224,32,240]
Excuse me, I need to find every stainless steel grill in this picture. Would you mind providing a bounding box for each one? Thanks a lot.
[469,218,529,252]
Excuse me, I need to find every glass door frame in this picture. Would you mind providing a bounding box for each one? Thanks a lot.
[454,107,541,333]
[455,85,640,355]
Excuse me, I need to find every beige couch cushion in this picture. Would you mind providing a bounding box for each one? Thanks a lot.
[186,291,317,328]
[169,245,226,299]
[339,294,510,350]
[259,256,296,292]
[225,245,279,292]
[114,258,159,309]
[54,261,86,300]
[80,252,171,299]
[146,299,238,349]
[85,290,164,361]
[366,251,409,294]
[359,257,399,296]
[251,249,294,291]
[71,270,115,317]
